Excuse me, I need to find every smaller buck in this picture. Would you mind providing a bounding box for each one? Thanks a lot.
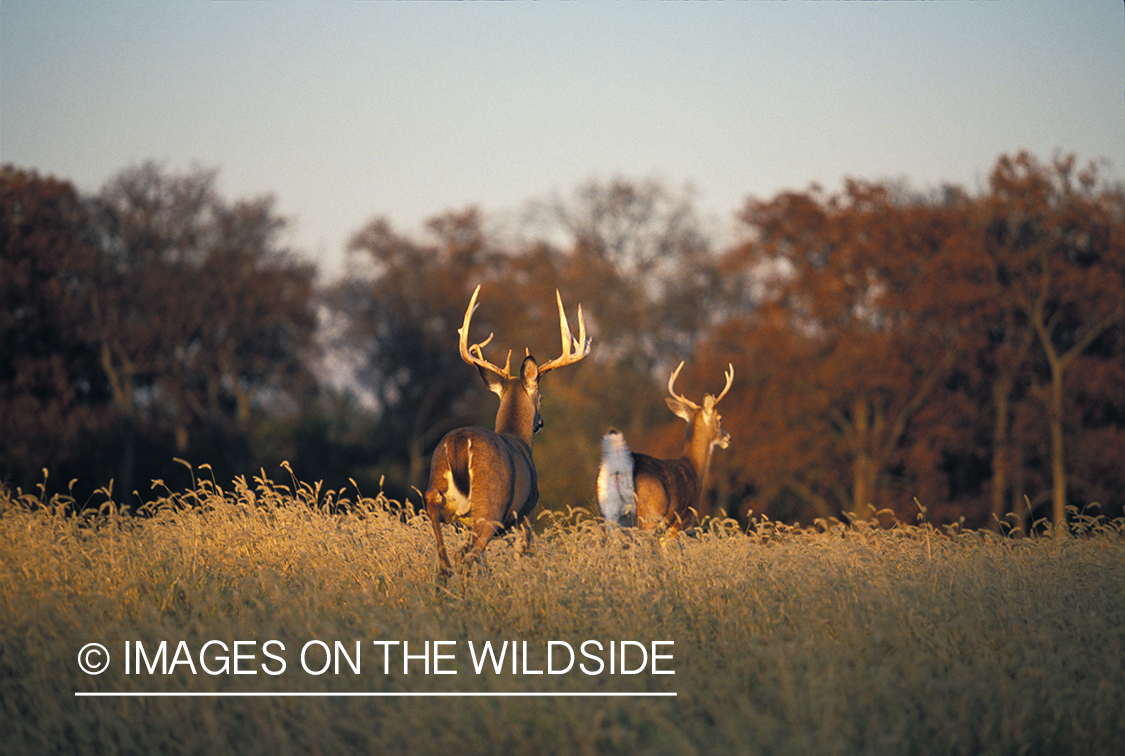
[597,362,733,533]
[424,285,590,580]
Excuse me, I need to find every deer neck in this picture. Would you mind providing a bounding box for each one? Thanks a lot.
[494,388,535,447]
[681,418,714,483]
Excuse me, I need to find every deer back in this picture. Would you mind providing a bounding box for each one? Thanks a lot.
[429,424,538,528]
[630,452,700,528]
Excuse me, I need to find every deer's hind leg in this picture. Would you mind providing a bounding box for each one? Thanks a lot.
[425,488,454,581]
[459,516,501,576]
[427,432,477,581]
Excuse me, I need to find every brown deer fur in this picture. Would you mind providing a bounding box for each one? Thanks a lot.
[598,363,732,534]
[423,286,589,580]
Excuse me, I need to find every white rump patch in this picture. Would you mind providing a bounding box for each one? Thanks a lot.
[597,431,635,526]
[444,438,472,518]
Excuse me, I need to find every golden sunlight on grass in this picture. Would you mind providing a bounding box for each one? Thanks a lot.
[1,472,1123,755]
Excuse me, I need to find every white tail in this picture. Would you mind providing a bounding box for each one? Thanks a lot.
[423,285,591,580]
[597,362,733,534]
[596,429,636,527]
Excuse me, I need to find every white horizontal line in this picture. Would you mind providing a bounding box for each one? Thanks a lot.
[76,691,677,698]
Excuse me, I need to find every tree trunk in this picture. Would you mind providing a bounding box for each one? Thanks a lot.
[990,376,1012,529]
[850,398,876,518]
[1010,405,1028,534]
[101,342,137,508]
[852,452,876,519]
[1046,359,1067,526]
[1026,294,1123,528]
[119,415,135,509]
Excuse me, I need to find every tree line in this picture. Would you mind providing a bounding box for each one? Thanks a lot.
[2,153,1123,529]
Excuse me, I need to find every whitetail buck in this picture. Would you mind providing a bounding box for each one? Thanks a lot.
[423,285,590,580]
[597,362,733,533]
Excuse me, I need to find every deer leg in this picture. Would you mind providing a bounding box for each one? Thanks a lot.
[456,532,475,562]
[460,517,500,575]
[513,517,532,559]
[424,488,453,581]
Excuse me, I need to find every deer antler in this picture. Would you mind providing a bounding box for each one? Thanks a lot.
[538,289,591,375]
[459,285,512,379]
[667,361,699,410]
[713,364,734,405]
[669,362,735,407]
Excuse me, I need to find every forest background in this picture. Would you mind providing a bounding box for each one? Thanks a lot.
[3,151,1124,530]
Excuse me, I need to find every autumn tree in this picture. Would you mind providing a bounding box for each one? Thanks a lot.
[716,181,980,522]
[0,166,111,494]
[90,162,318,499]
[529,177,719,372]
[706,154,1125,528]
[981,152,1125,525]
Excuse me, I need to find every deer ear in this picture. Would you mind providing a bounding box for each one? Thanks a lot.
[666,396,694,422]
[520,355,540,391]
[477,364,506,396]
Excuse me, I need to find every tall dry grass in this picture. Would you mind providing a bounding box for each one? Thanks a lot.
[2,468,1123,755]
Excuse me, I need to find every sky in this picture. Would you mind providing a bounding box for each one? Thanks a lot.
[3,1,1123,282]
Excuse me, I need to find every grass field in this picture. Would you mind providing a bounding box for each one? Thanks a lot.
[2,470,1123,755]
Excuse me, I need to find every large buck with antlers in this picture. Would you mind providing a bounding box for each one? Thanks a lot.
[423,285,590,580]
[597,362,733,533]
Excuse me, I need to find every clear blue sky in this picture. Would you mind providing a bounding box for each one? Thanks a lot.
[3,1,1123,281]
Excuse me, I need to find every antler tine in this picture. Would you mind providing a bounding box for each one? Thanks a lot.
[713,363,734,405]
[539,289,592,374]
[459,285,510,378]
[667,361,700,410]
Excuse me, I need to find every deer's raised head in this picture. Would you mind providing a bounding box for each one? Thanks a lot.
[666,360,733,451]
[457,284,589,442]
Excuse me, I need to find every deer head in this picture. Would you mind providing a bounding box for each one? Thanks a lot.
[457,284,589,441]
[665,360,733,456]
